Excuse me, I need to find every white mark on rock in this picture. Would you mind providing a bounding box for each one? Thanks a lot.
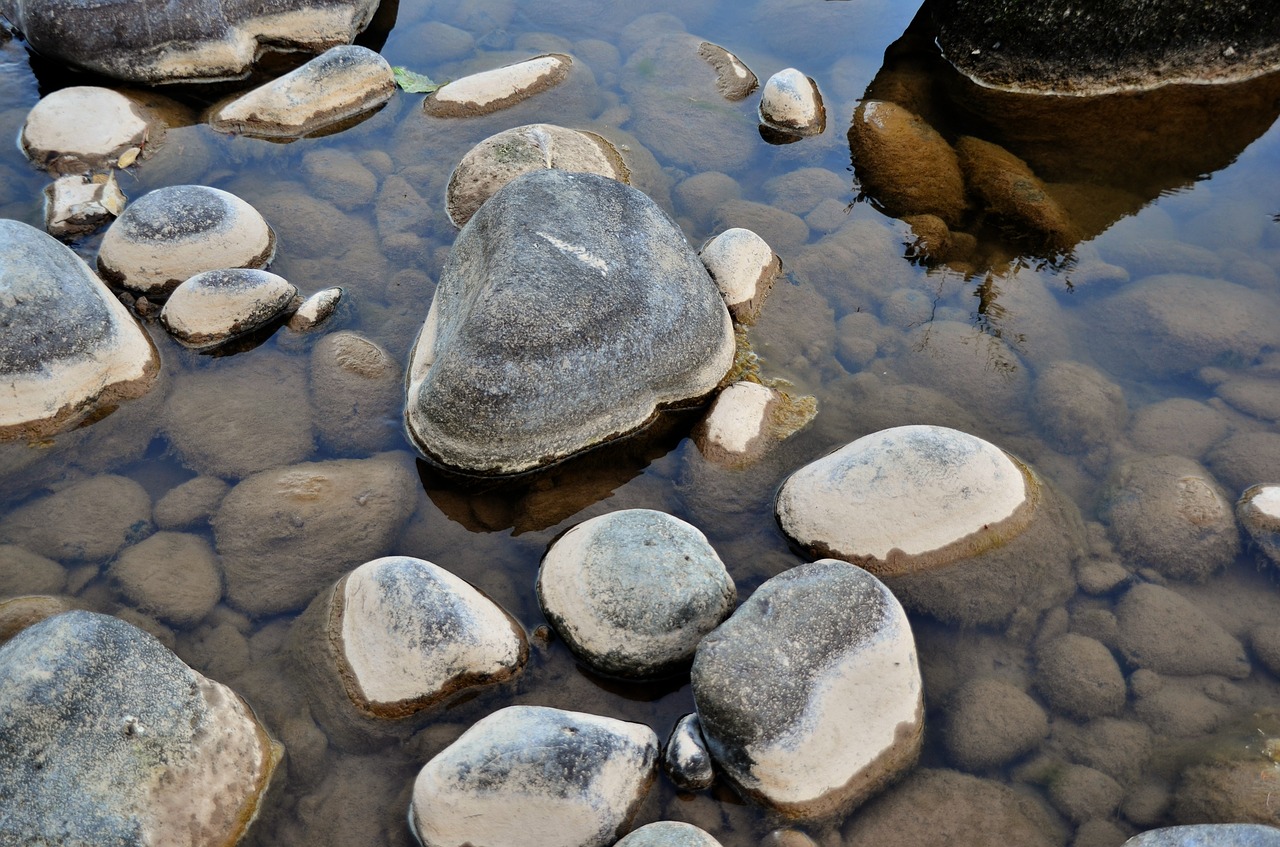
[537,232,607,275]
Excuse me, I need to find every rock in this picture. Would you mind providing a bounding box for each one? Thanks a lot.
[955,136,1078,252]
[44,172,127,238]
[674,171,742,229]
[1035,634,1126,720]
[758,68,826,137]
[698,42,757,101]
[208,45,393,138]
[1128,398,1228,458]
[775,425,1081,627]
[1125,824,1280,846]
[1056,717,1153,785]
[1100,455,1240,582]
[1131,674,1232,737]
[713,199,810,256]
[1033,361,1127,455]
[309,330,402,455]
[664,713,715,792]
[691,560,923,819]
[405,169,735,475]
[0,595,80,644]
[409,705,658,847]
[0,219,159,441]
[615,821,724,847]
[1207,433,1280,498]
[848,100,967,226]
[445,123,629,227]
[537,509,735,679]
[0,0,380,82]
[0,611,279,845]
[0,544,65,596]
[1252,623,1280,677]
[1215,375,1280,423]
[287,286,342,332]
[699,227,780,324]
[692,381,816,469]
[302,148,378,210]
[0,475,151,563]
[1115,583,1250,678]
[1047,764,1124,825]
[943,677,1048,771]
[160,268,297,350]
[109,531,222,626]
[20,86,163,174]
[1175,758,1280,828]
[1237,484,1280,568]
[424,53,573,117]
[97,185,276,298]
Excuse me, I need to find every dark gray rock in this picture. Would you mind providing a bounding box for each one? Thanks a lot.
[405,169,735,475]
[663,713,715,792]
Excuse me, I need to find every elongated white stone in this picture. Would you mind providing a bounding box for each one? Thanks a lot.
[424,54,572,117]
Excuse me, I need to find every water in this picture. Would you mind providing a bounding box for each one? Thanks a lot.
[4,0,1280,844]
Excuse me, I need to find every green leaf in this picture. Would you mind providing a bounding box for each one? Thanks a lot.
[392,66,443,94]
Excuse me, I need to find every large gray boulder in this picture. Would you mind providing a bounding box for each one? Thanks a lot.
[0,611,280,845]
[0,0,381,83]
[405,169,735,476]
[0,219,159,442]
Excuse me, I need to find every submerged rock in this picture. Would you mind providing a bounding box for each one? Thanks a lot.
[405,169,735,475]
[310,330,402,454]
[758,68,826,137]
[848,100,967,226]
[1115,583,1250,679]
[287,286,343,332]
[692,381,816,469]
[942,677,1048,772]
[20,86,165,174]
[698,42,758,101]
[160,268,297,350]
[0,219,159,442]
[0,474,152,563]
[691,560,923,819]
[109,531,222,625]
[409,705,658,847]
[423,54,573,117]
[954,135,1078,252]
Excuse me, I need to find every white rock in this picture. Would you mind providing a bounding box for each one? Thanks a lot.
[424,53,572,117]
[663,713,715,792]
[409,705,659,847]
[44,173,127,238]
[287,287,343,332]
[209,45,395,138]
[615,822,724,847]
[1239,483,1280,568]
[758,68,826,137]
[699,227,780,324]
[21,87,152,174]
[693,381,778,467]
[160,268,297,350]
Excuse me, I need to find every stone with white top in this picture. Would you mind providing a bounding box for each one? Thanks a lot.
[97,185,276,298]
[698,42,758,101]
[692,381,816,469]
[208,45,394,138]
[20,86,161,175]
[409,705,659,847]
[287,287,343,332]
[691,559,923,819]
[423,54,573,118]
[699,227,780,324]
[537,509,735,679]
[1236,484,1280,569]
[0,219,159,442]
[615,822,724,847]
[160,268,297,350]
[663,713,715,792]
[44,173,127,238]
[775,425,1081,628]
[758,68,826,137]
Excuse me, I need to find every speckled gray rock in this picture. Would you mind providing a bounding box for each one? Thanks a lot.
[615,821,724,847]
[109,531,222,625]
[0,0,381,82]
[691,560,923,819]
[1115,583,1249,679]
[0,474,152,563]
[1125,824,1280,846]
[758,68,826,137]
[1,219,160,442]
[20,86,163,174]
[1100,455,1240,582]
[423,54,573,118]
[664,713,715,792]
[97,185,276,298]
[537,509,735,679]
[1237,484,1280,568]
[160,268,297,350]
[406,169,735,475]
[1035,633,1126,720]
[409,705,658,847]
[0,611,279,845]
[309,330,402,455]
[208,45,394,138]
[942,677,1048,771]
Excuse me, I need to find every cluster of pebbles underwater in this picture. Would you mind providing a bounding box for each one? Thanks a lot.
[4,0,1280,846]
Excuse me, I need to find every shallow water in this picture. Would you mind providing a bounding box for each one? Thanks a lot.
[4,0,1280,844]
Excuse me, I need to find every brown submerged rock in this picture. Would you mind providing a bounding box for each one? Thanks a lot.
[849,99,967,226]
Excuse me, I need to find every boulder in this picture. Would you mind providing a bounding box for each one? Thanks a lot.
[691,560,923,819]
[0,611,279,845]
[0,474,152,563]
[405,169,735,475]
[423,54,573,118]
[1115,583,1250,678]
[20,86,166,174]
[409,705,658,847]
[664,713,715,792]
[615,822,724,847]
[0,219,159,441]
[848,100,967,226]
[160,268,297,350]
[758,68,826,137]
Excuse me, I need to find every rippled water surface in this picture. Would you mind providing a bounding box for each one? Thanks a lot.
[5,0,1280,844]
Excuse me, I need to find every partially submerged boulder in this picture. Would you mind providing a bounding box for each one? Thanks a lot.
[159,268,297,350]
[43,173,127,239]
[423,53,573,118]
[699,227,780,325]
[758,68,826,137]
[20,86,167,174]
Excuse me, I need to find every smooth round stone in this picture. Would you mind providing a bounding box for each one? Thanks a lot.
[697,41,757,100]
[97,185,276,297]
[691,560,923,819]
[208,45,394,138]
[154,476,230,530]
[1033,360,1128,454]
[409,705,659,847]
[1115,582,1249,679]
[699,227,780,324]
[0,544,66,596]
[942,677,1048,771]
[758,68,826,137]
[615,822,724,847]
[21,86,152,174]
[954,136,1078,252]
[1237,484,1280,568]
[446,123,629,227]
[693,381,779,468]
[1125,824,1280,846]
[0,219,160,442]
[0,611,280,845]
[537,509,735,679]
[0,475,152,563]
[109,531,222,626]
[424,54,573,117]
[664,713,715,792]
[1035,633,1126,720]
[287,286,343,332]
[848,100,967,226]
[309,330,402,455]
[160,268,297,350]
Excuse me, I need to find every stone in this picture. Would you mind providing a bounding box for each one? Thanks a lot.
[309,330,402,455]
[1239,484,1280,568]
[1033,361,1127,455]
[692,381,815,469]
[44,173,127,238]
[109,531,222,626]
[691,560,923,819]
[0,544,65,595]
[20,86,161,174]
[406,169,734,475]
[537,509,735,679]
[615,822,724,847]
[1128,398,1228,458]
[409,705,658,847]
[1175,758,1280,828]
[942,677,1048,771]
[424,53,573,117]
[0,219,159,441]
[1035,634,1126,720]
[213,452,419,616]
[446,123,629,227]
[664,713,714,792]
[1115,583,1250,679]
[699,227,780,325]
[0,595,80,644]
[1047,764,1124,825]
[208,45,394,138]
[698,42,757,101]
[0,611,279,845]
[955,136,1078,253]
[848,100,967,226]
[1125,825,1280,846]
[1056,717,1153,785]
[758,68,826,137]
[0,475,152,563]
[287,286,342,332]
[302,148,378,209]
[1100,455,1240,582]
[0,0,381,83]
[97,185,276,298]
[1208,433,1280,498]
[775,425,1081,627]
[160,268,297,350]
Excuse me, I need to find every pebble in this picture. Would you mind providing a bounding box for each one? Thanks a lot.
[43,173,127,238]
[663,713,715,792]
[692,381,815,469]
[1035,633,1126,720]
[287,287,343,332]
[942,677,1048,771]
